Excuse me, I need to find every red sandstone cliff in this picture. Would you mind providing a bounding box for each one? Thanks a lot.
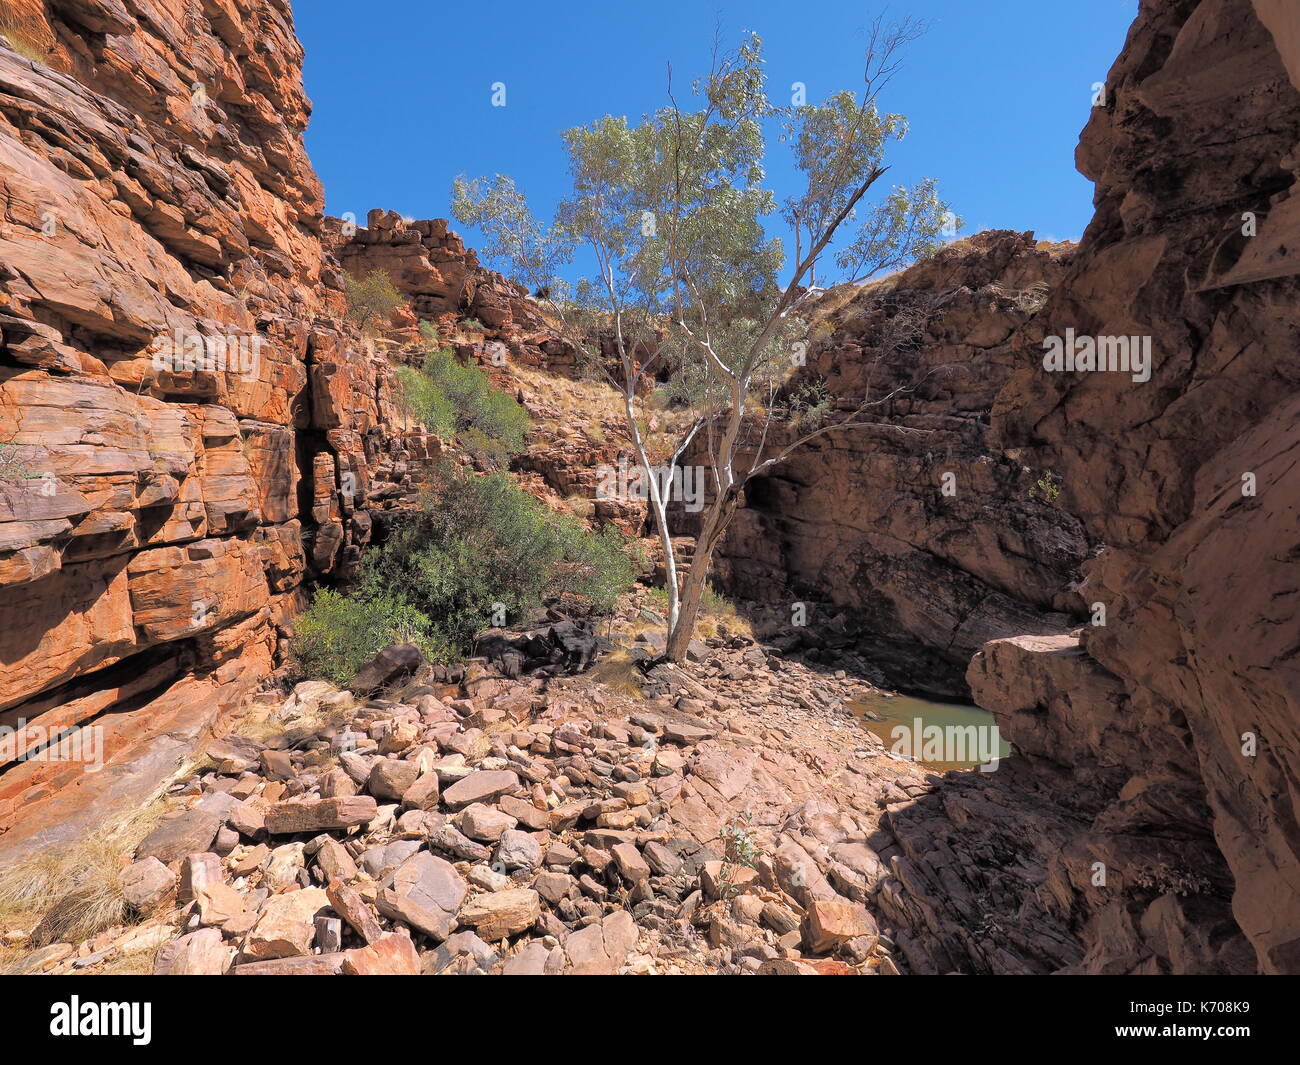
[724,0,1300,974]
[700,231,1090,697]
[0,0,431,855]
[980,0,1300,973]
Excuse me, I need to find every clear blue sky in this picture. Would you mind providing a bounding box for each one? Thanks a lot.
[297,0,1136,276]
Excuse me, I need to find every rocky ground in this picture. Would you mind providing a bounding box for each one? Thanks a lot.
[1,607,939,976]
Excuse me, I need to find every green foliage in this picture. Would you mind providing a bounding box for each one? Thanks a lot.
[1032,470,1061,503]
[397,322,531,465]
[0,441,34,483]
[351,464,635,652]
[717,812,764,900]
[452,24,954,397]
[344,269,405,329]
[784,377,832,432]
[290,590,448,687]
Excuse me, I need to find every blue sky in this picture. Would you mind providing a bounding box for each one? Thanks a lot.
[297,0,1136,278]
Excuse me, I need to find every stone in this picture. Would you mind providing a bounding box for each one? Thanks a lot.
[314,837,359,883]
[352,644,424,692]
[385,851,467,925]
[468,864,510,891]
[227,802,266,840]
[642,841,683,877]
[533,871,574,905]
[564,910,637,974]
[264,795,377,834]
[375,888,454,940]
[612,842,651,883]
[194,882,248,928]
[326,880,384,945]
[453,803,517,843]
[315,916,343,953]
[498,794,549,831]
[341,932,420,975]
[803,900,878,955]
[121,857,174,912]
[441,770,520,808]
[368,758,421,801]
[495,829,542,871]
[135,811,221,864]
[158,929,233,976]
[457,889,540,941]
[179,852,222,904]
[264,843,307,891]
[401,772,441,810]
[242,888,330,961]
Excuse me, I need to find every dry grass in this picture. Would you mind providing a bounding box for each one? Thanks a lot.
[570,647,647,700]
[642,585,752,641]
[0,19,55,66]
[514,364,627,424]
[566,493,596,520]
[229,684,355,746]
[0,790,182,962]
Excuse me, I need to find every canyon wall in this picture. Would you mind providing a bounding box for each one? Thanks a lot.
[982,0,1300,974]
[704,232,1092,697]
[720,0,1298,973]
[0,0,428,858]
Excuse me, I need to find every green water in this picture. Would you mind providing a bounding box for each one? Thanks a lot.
[848,692,1011,772]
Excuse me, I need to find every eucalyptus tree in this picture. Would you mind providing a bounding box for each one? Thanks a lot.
[452,19,954,661]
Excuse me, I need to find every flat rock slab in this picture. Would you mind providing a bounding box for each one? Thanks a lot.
[457,888,540,941]
[264,796,377,834]
[441,770,520,808]
[135,809,222,864]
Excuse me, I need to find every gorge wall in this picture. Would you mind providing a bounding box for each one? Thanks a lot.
[705,231,1092,698]
[709,0,1300,973]
[983,0,1300,974]
[0,0,432,858]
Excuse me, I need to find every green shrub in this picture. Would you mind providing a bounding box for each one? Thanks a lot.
[290,589,448,686]
[344,269,405,329]
[1031,470,1061,503]
[397,324,531,463]
[0,441,34,483]
[355,464,635,650]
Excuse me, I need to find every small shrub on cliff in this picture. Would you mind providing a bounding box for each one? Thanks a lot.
[0,441,34,483]
[344,269,406,330]
[290,589,448,686]
[397,323,531,464]
[1031,470,1061,503]
[356,463,635,650]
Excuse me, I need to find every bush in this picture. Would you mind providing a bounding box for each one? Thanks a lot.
[397,324,531,463]
[344,269,405,329]
[290,590,448,686]
[0,441,34,483]
[354,464,636,650]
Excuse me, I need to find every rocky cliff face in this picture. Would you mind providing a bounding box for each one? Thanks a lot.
[0,1,427,858]
[702,231,1090,697]
[734,0,1299,974]
[702,0,1300,972]
[982,0,1300,974]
